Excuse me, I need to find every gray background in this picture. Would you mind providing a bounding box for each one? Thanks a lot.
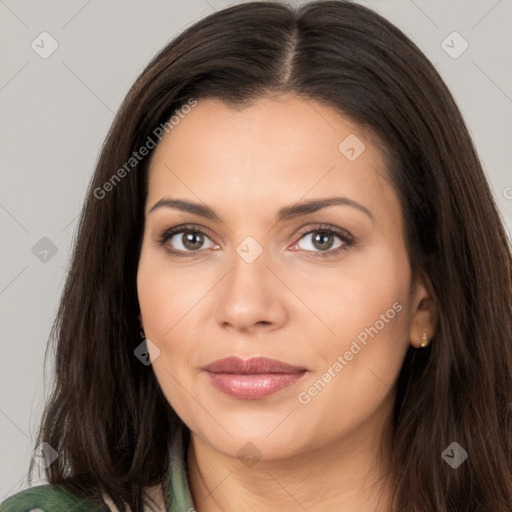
[1,0,511,499]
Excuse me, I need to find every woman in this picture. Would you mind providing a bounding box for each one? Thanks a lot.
[1,1,511,511]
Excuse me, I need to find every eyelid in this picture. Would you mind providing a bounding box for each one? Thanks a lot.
[158,223,218,250]
[294,223,354,243]
[157,222,354,257]
[290,223,354,257]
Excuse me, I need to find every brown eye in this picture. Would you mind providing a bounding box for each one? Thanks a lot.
[180,231,205,250]
[159,225,217,256]
[168,230,214,252]
[290,224,355,258]
[297,230,345,252]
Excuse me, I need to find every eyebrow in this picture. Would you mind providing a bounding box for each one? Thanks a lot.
[147,197,374,223]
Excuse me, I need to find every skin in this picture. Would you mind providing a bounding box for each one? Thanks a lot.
[137,93,436,512]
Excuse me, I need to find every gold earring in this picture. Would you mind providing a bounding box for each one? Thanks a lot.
[420,332,430,347]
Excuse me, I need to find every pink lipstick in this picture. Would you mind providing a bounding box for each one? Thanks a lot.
[202,356,307,400]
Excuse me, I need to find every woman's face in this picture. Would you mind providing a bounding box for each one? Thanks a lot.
[137,93,434,461]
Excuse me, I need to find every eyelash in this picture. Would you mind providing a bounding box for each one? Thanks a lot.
[157,223,354,258]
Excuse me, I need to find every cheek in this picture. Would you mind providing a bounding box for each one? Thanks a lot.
[137,246,198,341]
[137,255,198,416]
[292,244,411,353]
[294,296,410,448]
[137,264,173,341]
[308,282,409,400]
[294,247,411,411]
[136,248,216,391]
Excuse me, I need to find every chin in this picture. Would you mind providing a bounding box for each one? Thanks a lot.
[186,413,320,462]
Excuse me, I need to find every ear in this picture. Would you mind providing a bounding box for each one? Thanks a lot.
[408,273,437,348]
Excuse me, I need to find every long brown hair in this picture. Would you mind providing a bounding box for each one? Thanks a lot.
[28,1,512,510]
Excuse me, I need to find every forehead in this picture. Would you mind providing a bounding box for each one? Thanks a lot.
[146,94,398,224]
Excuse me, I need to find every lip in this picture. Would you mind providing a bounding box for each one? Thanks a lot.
[202,356,307,400]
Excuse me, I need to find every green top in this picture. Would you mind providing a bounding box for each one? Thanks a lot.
[0,425,195,511]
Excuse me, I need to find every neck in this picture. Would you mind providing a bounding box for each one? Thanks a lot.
[186,396,395,512]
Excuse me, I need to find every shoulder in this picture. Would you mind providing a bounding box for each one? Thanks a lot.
[0,484,110,512]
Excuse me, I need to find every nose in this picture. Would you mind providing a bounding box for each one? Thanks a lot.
[214,247,288,334]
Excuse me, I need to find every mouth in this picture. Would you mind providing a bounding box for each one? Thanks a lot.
[201,356,308,400]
